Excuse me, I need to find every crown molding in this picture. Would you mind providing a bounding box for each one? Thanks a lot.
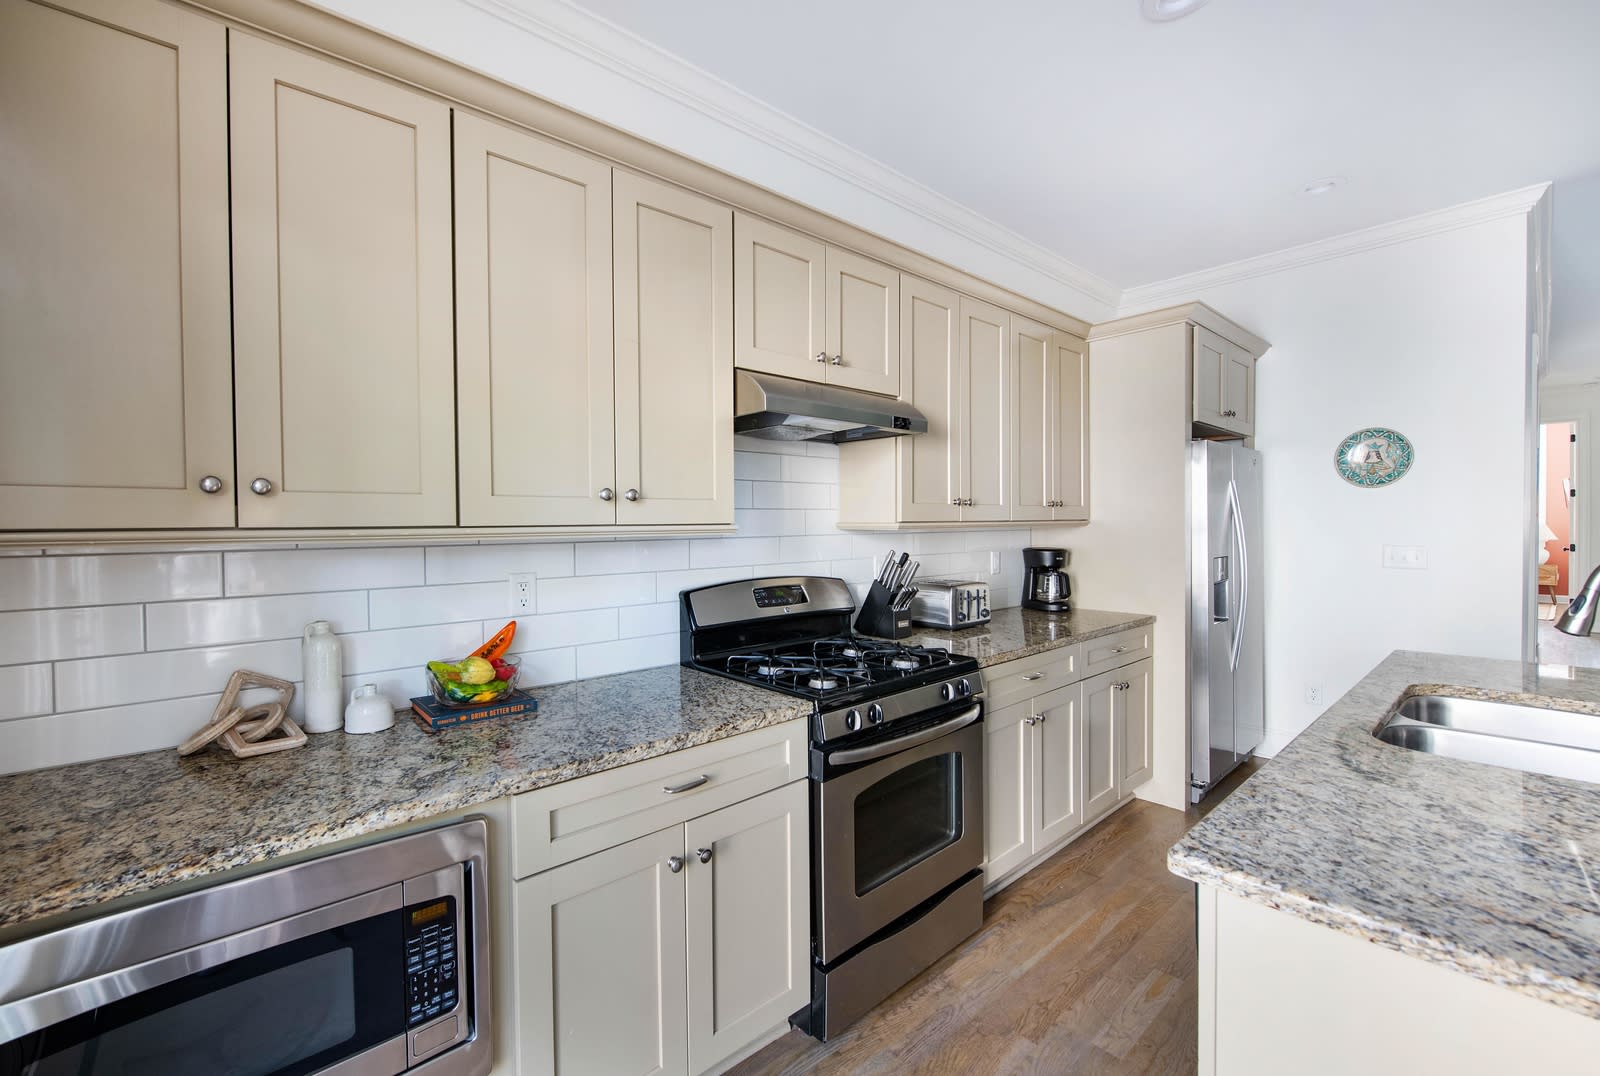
[462,0,1120,312]
[1088,302,1269,357]
[1118,182,1553,314]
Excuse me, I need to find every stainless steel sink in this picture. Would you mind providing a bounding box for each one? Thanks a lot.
[1374,695,1600,784]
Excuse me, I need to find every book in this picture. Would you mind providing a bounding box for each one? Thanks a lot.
[410,689,538,733]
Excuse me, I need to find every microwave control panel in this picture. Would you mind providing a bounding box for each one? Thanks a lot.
[404,895,460,1027]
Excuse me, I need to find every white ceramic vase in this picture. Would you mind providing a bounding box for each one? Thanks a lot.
[301,620,343,734]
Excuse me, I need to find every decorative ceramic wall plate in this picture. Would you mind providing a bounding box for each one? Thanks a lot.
[1335,428,1414,487]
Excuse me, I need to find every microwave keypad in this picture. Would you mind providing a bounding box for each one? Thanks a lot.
[404,897,459,1028]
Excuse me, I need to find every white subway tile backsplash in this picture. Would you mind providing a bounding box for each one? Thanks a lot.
[733,452,782,480]
[780,455,837,484]
[497,609,617,651]
[656,566,753,602]
[575,633,678,679]
[911,532,969,555]
[423,543,576,585]
[145,592,369,650]
[805,510,840,534]
[508,646,577,688]
[0,606,144,664]
[779,535,852,562]
[343,623,487,675]
[689,537,781,569]
[752,561,832,579]
[828,558,876,583]
[1,695,221,774]
[733,481,754,508]
[734,509,806,536]
[369,582,510,630]
[225,548,424,596]
[538,573,655,613]
[56,638,302,713]
[752,482,830,510]
[618,602,679,639]
[0,664,52,720]
[575,540,688,575]
[0,553,219,611]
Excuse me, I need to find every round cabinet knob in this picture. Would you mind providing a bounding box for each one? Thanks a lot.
[667,856,684,874]
[197,475,223,494]
[1024,716,1038,726]
[830,355,844,366]
[845,709,863,732]
[695,847,713,864]
[956,678,973,697]
[624,489,640,502]
[598,487,614,501]
[249,478,273,495]
[867,703,885,725]
[815,352,828,364]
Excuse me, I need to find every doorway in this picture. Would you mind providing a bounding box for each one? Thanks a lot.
[1539,421,1577,613]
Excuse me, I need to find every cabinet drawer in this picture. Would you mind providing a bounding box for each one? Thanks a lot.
[1081,625,1153,678]
[512,719,807,878]
[984,645,1081,711]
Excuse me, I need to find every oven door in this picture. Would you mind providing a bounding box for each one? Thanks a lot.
[815,702,984,963]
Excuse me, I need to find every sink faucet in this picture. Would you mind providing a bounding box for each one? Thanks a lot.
[1556,564,1600,636]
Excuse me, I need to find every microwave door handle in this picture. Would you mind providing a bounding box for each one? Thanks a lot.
[827,704,982,766]
[0,884,403,1040]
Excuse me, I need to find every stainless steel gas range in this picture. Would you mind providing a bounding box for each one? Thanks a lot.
[680,576,985,1040]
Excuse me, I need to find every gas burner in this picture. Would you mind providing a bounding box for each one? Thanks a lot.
[888,654,920,670]
[808,674,839,691]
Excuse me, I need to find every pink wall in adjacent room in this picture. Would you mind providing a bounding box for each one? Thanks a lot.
[1545,422,1574,594]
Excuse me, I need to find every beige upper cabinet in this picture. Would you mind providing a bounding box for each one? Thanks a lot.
[229,31,456,527]
[960,295,1012,522]
[614,171,735,526]
[1194,324,1255,437]
[894,275,963,523]
[1014,320,1090,522]
[0,0,234,530]
[734,214,899,396]
[454,113,615,527]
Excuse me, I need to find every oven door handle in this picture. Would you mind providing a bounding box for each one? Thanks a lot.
[826,704,982,766]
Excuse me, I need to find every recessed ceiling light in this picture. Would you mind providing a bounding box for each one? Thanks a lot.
[1141,0,1211,21]
[1301,176,1345,196]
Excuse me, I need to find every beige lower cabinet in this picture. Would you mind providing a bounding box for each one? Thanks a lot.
[229,31,456,527]
[516,777,808,1076]
[982,648,1154,890]
[613,171,735,527]
[0,0,235,530]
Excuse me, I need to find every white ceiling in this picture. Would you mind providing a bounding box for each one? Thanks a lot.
[563,0,1600,377]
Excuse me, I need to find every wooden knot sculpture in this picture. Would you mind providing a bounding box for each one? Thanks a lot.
[178,670,306,758]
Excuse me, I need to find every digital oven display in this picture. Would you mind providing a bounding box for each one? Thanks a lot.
[753,584,808,609]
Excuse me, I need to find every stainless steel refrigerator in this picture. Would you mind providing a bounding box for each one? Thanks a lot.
[1189,440,1264,803]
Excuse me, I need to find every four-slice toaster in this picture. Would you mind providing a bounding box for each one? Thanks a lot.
[908,579,990,629]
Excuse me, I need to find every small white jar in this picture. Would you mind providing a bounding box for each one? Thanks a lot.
[344,683,394,734]
[301,620,343,734]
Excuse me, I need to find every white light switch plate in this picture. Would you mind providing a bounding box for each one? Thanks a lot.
[1382,545,1428,570]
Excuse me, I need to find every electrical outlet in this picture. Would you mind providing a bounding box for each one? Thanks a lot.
[509,573,535,614]
[1305,685,1323,706]
[1382,544,1428,570]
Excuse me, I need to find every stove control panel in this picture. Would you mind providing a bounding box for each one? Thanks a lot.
[752,584,809,608]
[817,670,986,743]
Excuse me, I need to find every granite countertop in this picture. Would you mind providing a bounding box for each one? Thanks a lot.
[900,606,1153,666]
[1170,650,1600,1019]
[0,665,810,934]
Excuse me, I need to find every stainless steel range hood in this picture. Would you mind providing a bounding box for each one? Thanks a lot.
[734,369,927,443]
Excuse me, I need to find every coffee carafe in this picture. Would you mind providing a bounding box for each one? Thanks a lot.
[1022,547,1071,613]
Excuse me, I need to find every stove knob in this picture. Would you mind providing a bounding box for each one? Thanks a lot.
[845,709,864,732]
[957,677,973,697]
[866,703,885,725]
[940,683,955,702]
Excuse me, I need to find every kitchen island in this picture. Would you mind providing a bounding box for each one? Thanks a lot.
[1171,649,1600,1073]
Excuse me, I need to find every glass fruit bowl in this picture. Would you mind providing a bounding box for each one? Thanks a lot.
[426,654,521,709]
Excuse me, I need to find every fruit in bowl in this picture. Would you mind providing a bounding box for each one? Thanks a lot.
[426,621,520,708]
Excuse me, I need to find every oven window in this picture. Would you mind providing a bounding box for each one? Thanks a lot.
[3,909,404,1076]
[854,752,963,896]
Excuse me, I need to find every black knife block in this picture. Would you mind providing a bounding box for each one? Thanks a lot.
[855,580,914,640]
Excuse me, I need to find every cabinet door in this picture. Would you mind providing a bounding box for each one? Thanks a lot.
[897,276,963,523]
[1118,658,1155,792]
[983,699,1032,886]
[453,113,615,526]
[734,212,825,381]
[230,32,455,527]
[1051,332,1090,521]
[685,781,809,1074]
[960,296,1012,521]
[1032,683,1084,851]
[1081,669,1121,822]
[517,825,688,1076]
[1011,317,1055,522]
[0,0,233,529]
[1192,325,1228,430]
[825,249,899,396]
[613,171,734,526]
[1221,338,1255,436]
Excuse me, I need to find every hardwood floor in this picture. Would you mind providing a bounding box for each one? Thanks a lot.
[729,761,1262,1076]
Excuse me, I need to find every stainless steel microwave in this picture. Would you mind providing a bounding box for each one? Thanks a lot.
[0,819,491,1076]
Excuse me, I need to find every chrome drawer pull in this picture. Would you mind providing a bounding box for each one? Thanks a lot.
[1021,673,1045,681]
[662,774,709,794]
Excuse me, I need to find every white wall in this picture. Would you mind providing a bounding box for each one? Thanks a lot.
[0,437,1033,774]
[1124,216,1532,756]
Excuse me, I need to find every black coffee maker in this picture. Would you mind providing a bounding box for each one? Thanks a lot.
[1022,547,1071,613]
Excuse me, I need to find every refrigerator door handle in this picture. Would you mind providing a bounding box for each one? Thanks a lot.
[1228,477,1249,672]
